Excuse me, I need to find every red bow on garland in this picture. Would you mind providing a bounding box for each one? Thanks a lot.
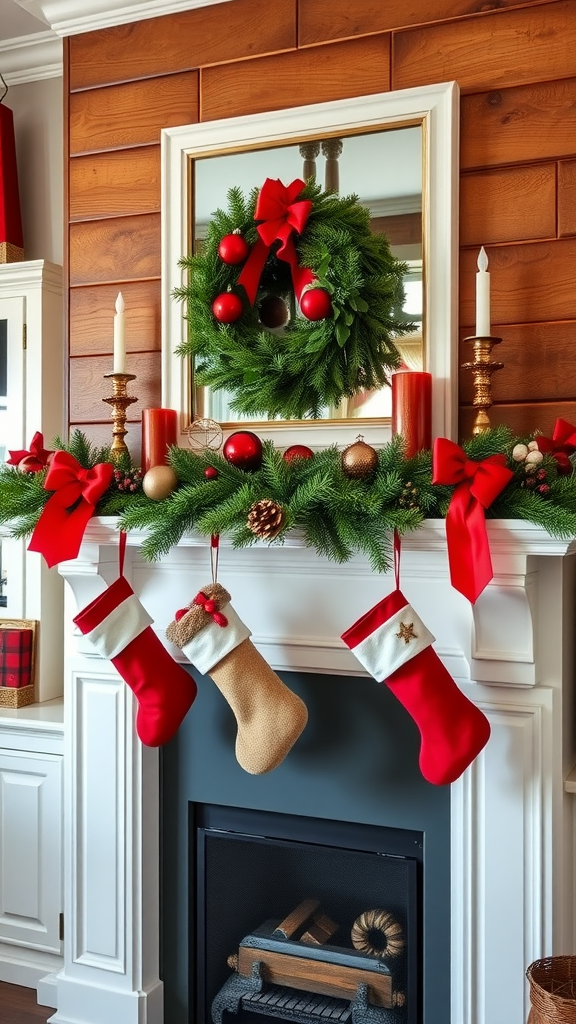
[7,431,53,470]
[535,418,576,474]
[28,451,114,568]
[432,438,514,604]
[238,177,316,306]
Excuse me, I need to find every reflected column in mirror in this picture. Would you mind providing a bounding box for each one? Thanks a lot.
[191,124,423,426]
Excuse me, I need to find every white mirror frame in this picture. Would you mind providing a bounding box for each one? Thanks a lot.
[161,81,459,449]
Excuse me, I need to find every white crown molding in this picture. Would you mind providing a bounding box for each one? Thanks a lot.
[16,0,233,37]
[0,30,62,84]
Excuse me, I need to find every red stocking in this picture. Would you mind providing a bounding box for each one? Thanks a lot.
[341,586,490,785]
[74,542,197,747]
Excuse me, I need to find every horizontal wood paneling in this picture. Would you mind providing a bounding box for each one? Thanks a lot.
[460,401,576,438]
[65,0,576,441]
[459,164,556,245]
[69,281,161,356]
[69,146,160,220]
[69,146,160,221]
[69,213,161,286]
[201,36,391,121]
[393,1,576,94]
[460,79,576,171]
[69,352,161,422]
[69,0,297,90]
[459,322,576,403]
[299,0,559,46]
[559,160,576,236]
[69,72,199,154]
[460,238,576,327]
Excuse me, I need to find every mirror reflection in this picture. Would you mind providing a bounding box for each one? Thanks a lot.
[191,124,423,424]
[0,318,7,607]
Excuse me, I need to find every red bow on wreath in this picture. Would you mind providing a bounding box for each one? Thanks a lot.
[432,438,514,604]
[28,451,114,568]
[535,418,576,474]
[7,431,53,471]
[238,177,316,305]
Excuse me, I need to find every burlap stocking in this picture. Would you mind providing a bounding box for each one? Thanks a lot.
[166,584,308,774]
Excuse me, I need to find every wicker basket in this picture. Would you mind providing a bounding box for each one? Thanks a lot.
[527,957,576,1023]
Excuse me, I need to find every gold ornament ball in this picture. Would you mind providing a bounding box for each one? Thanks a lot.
[142,464,179,500]
[342,438,378,479]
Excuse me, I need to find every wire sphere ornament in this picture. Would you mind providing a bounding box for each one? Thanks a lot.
[186,418,223,452]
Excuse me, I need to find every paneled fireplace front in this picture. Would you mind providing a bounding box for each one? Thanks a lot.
[54,520,576,1024]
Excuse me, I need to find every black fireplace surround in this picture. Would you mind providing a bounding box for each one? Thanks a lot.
[161,668,450,1024]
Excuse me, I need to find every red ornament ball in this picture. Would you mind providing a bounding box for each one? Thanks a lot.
[218,233,250,265]
[283,445,314,463]
[223,431,263,471]
[212,292,243,324]
[18,455,43,473]
[300,287,332,321]
[204,466,219,480]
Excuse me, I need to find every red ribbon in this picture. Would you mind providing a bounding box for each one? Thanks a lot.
[237,177,315,305]
[193,591,228,628]
[535,418,576,474]
[7,431,53,470]
[28,451,114,568]
[432,437,514,604]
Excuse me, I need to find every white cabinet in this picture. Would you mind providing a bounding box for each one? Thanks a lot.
[0,711,64,989]
[0,259,64,702]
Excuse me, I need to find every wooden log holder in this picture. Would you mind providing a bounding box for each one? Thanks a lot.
[213,907,406,1023]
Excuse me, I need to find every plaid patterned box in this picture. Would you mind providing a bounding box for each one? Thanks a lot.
[0,628,34,687]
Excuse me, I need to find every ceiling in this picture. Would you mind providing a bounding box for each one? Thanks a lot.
[0,0,48,42]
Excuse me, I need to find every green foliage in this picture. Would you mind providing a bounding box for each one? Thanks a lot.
[4,429,576,568]
[173,180,415,420]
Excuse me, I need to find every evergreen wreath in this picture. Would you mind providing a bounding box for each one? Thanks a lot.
[173,178,416,420]
[3,427,576,571]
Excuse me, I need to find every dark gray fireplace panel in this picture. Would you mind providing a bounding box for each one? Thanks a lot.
[161,669,450,1024]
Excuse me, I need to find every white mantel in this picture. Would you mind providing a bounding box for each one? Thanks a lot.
[51,518,576,1024]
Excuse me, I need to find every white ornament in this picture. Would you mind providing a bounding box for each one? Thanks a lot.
[512,443,529,462]
[527,440,539,452]
[525,450,544,467]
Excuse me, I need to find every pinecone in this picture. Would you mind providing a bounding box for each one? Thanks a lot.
[247,498,285,540]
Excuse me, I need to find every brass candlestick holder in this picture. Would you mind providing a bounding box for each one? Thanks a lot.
[461,335,504,435]
[102,372,137,458]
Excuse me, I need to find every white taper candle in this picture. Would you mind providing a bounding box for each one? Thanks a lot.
[475,247,490,337]
[113,292,126,374]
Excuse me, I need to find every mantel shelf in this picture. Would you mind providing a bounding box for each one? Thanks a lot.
[57,516,576,689]
[78,516,576,560]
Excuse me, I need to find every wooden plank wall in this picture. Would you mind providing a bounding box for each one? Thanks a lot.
[66,0,576,453]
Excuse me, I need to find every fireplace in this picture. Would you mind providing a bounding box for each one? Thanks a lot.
[55,520,576,1024]
[191,804,421,1024]
[161,663,450,1024]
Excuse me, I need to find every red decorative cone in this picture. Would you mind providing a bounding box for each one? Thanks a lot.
[342,588,491,785]
[74,575,197,746]
[0,102,24,262]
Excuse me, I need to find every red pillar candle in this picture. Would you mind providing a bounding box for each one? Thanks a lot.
[391,371,432,458]
[141,408,178,473]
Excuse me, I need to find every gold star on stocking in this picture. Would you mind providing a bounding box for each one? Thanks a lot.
[396,621,418,645]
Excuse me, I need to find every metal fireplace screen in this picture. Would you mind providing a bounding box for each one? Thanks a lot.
[192,805,421,1024]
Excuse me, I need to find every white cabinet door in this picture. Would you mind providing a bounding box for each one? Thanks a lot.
[0,749,62,954]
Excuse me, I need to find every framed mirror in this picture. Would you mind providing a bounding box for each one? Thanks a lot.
[161,82,459,449]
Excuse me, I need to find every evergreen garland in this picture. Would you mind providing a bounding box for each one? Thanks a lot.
[173,180,415,420]
[3,427,576,573]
